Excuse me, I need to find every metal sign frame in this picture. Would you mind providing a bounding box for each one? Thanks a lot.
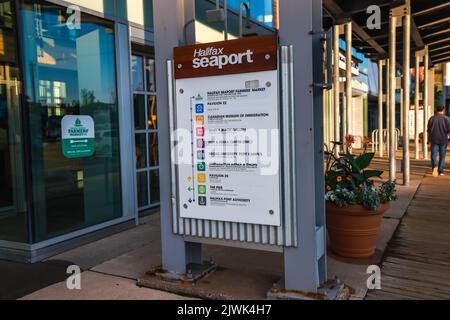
[167,38,298,248]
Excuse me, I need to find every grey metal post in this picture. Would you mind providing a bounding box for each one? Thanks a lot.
[403,12,411,186]
[423,46,429,160]
[333,24,340,155]
[378,59,384,157]
[415,53,420,160]
[153,0,202,275]
[345,21,352,137]
[389,14,397,181]
[279,0,326,293]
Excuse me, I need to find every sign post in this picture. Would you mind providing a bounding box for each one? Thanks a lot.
[153,0,331,297]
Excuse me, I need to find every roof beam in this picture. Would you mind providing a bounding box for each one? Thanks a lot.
[338,0,391,15]
[411,18,424,49]
[432,56,450,64]
[422,28,450,39]
[427,38,450,47]
[413,3,450,17]
[430,51,450,59]
[429,44,450,53]
[323,0,386,56]
[417,17,450,30]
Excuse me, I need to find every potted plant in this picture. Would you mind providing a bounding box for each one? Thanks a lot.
[325,138,397,258]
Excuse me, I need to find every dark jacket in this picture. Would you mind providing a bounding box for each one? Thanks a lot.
[428,114,450,145]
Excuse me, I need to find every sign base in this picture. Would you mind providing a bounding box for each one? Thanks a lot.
[267,278,347,300]
[142,260,217,283]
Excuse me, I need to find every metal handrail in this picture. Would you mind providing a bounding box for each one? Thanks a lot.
[371,128,400,153]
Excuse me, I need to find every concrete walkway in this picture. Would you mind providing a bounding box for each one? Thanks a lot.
[366,173,450,300]
[15,161,422,300]
[4,155,438,300]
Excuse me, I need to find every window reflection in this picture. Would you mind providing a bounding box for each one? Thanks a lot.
[145,57,156,92]
[147,95,157,129]
[20,1,122,242]
[132,53,160,210]
[0,1,28,243]
[131,55,144,92]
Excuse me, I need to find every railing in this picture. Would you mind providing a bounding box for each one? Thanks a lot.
[371,129,400,153]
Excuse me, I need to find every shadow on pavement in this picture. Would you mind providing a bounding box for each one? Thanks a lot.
[0,259,75,300]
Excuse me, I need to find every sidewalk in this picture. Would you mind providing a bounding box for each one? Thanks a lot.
[10,162,428,300]
[366,173,450,300]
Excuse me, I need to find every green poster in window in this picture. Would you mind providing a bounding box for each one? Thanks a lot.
[61,115,96,159]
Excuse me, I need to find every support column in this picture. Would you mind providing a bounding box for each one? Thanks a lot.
[415,53,421,160]
[400,89,404,137]
[333,24,340,155]
[279,0,327,293]
[153,0,202,275]
[378,59,384,157]
[423,46,429,160]
[403,11,411,186]
[345,21,352,138]
[386,58,390,153]
[389,13,397,181]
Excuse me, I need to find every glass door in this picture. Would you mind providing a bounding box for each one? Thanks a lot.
[131,53,160,212]
[0,0,27,243]
[19,1,123,242]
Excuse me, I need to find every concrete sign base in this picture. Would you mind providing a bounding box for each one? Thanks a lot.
[267,279,347,300]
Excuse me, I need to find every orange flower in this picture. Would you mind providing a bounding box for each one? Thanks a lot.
[345,134,355,148]
[337,176,343,183]
[326,185,332,191]
[346,175,352,181]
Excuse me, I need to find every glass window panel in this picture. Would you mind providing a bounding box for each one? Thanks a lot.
[135,134,147,169]
[147,95,157,129]
[148,132,159,167]
[149,169,160,205]
[0,1,28,243]
[134,94,146,130]
[20,1,122,242]
[131,55,144,92]
[124,0,154,29]
[145,57,156,92]
[137,171,149,208]
[62,1,115,17]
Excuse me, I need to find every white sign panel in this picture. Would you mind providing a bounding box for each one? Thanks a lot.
[174,69,281,226]
[408,107,424,138]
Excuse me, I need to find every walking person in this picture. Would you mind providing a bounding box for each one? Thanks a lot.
[428,106,450,177]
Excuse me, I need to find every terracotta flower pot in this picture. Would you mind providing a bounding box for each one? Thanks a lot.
[326,202,390,258]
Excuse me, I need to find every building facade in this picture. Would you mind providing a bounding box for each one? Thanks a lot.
[0,0,275,262]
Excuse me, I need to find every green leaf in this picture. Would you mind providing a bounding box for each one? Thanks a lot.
[352,172,365,183]
[363,170,383,180]
[347,154,361,172]
[355,153,375,170]
[325,171,340,186]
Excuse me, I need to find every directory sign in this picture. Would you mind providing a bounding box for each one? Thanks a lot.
[173,35,281,226]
